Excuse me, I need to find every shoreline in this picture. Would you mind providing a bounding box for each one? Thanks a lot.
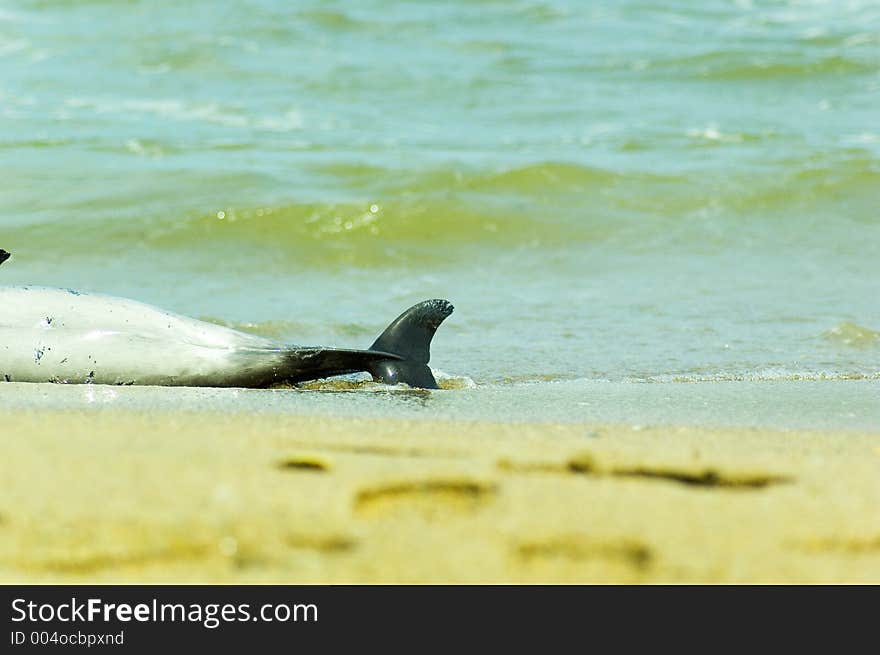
[1,378,878,431]
[2,409,878,583]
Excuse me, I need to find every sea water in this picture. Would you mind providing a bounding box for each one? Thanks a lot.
[1,1,878,427]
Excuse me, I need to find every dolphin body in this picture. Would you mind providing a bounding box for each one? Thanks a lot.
[0,249,452,389]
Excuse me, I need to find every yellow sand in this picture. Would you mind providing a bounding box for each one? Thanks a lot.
[1,410,878,583]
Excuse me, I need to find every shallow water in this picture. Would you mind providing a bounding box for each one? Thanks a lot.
[1,1,878,424]
[1,379,877,432]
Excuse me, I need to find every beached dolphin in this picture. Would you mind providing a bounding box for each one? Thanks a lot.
[0,249,452,389]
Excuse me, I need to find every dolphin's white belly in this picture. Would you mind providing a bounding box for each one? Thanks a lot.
[0,287,284,386]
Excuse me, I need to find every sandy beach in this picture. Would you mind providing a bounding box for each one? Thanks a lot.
[2,408,878,584]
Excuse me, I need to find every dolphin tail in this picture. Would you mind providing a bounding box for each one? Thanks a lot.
[366,299,454,389]
[282,299,453,388]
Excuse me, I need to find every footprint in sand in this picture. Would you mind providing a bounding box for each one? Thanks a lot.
[354,479,497,519]
[499,454,791,490]
[276,455,332,472]
[516,535,654,571]
[285,533,358,553]
[791,535,880,555]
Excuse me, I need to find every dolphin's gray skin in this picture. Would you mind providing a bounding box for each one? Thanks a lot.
[0,250,452,389]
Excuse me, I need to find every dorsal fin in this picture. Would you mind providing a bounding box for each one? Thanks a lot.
[364,299,454,389]
[369,299,453,364]
[0,250,9,267]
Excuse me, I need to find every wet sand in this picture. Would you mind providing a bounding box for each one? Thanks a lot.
[1,409,878,583]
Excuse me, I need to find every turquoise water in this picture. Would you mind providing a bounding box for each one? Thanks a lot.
[1,1,879,422]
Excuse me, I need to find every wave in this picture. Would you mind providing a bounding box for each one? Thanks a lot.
[275,371,476,391]
[62,96,304,133]
[7,156,878,267]
[296,9,373,31]
[823,322,879,348]
[627,371,880,383]
[559,50,877,80]
[679,53,873,80]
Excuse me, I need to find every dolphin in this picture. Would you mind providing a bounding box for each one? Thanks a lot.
[0,249,452,389]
